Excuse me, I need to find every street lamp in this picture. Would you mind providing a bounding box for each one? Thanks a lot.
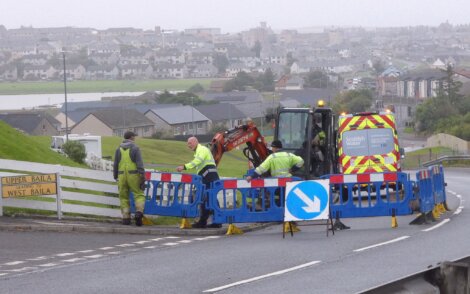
[191,96,195,135]
[62,51,69,141]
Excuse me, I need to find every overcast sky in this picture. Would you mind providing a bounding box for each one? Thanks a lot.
[2,0,469,33]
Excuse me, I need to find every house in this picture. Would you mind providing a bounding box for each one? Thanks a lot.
[195,103,245,130]
[208,80,228,92]
[144,105,210,136]
[57,64,86,80]
[190,64,218,78]
[397,70,447,99]
[153,63,187,79]
[86,65,119,80]
[70,108,155,137]
[0,112,60,135]
[23,65,57,80]
[378,66,403,97]
[0,65,18,81]
[120,64,153,79]
[203,91,265,119]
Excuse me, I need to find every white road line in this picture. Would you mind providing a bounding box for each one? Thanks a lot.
[448,190,455,194]
[354,236,410,252]
[84,254,104,259]
[456,194,462,199]
[193,238,206,241]
[116,244,135,247]
[144,246,157,249]
[454,206,464,215]
[99,247,114,251]
[0,273,8,276]
[149,238,163,241]
[204,236,221,239]
[62,258,86,263]
[422,219,450,232]
[78,250,95,253]
[164,236,180,239]
[4,261,25,266]
[27,256,48,261]
[162,242,179,246]
[105,251,121,255]
[178,240,193,244]
[203,260,321,293]
[133,240,151,244]
[6,267,37,272]
[56,253,75,257]
[39,263,58,267]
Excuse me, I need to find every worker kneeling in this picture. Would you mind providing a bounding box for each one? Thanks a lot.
[246,140,304,206]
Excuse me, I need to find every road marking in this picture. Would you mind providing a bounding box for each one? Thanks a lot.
[0,273,8,276]
[116,243,135,247]
[203,260,321,293]
[6,267,37,272]
[165,236,180,239]
[178,240,192,244]
[78,250,95,253]
[422,219,450,232]
[144,246,157,249]
[4,261,25,266]
[134,240,151,244]
[62,258,86,263]
[149,238,163,241]
[39,263,58,267]
[354,236,410,252]
[105,251,121,255]
[456,194,462,199]
[99,247,114,251]
[56,253,75,257]
[163,242,179,246]
[454,206,464,215]
[27,256,48,261]
[84,254,104,259]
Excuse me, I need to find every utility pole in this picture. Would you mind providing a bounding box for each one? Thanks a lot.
[62,51,69,141]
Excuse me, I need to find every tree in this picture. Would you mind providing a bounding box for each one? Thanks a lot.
[441,65,464,111]
[62,141,87,164]
[304,71,329,88]
[188,83,205,93]
[213,53,229,74]
[332,89,374,114]
[372,59,386,76]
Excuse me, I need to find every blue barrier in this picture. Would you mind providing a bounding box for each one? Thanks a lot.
[415,169,434,214]
[130,172,204,218]
[430,165,446,205]
[325,172,415,219]
[208,177,300,224]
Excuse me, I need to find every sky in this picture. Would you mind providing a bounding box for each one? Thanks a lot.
[1,0,469,33]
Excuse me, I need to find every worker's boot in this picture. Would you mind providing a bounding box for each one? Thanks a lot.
[135,212,143,227]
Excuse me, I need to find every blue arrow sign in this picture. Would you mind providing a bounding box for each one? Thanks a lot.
[285,180,329,221]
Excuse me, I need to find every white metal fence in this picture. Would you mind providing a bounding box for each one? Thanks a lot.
[0,159,120,219]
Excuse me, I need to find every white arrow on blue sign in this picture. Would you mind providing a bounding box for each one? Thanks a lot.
[284,180,330,221]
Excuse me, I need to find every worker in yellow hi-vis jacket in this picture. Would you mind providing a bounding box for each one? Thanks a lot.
[113,131,146,227]
[177,136,221,229]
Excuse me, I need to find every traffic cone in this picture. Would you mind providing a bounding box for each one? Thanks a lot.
[391,216,398,228]
[226,224,243,235]
[180,218,191,229]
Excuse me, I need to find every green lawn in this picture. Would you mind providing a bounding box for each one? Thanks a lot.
[0,79,218,95]
[0,121,84,167]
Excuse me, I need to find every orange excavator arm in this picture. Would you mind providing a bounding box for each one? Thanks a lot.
[209,122,270,167]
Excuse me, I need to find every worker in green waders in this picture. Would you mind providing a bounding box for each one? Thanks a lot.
[113,131,146,226]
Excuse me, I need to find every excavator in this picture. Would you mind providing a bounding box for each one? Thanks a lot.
[210,121,270,169]
[209,101,337,180]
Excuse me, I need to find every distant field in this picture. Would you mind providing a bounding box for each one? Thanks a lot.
[0,79,217,95]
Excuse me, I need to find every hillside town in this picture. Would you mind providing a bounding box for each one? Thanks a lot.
[1,22,470,138]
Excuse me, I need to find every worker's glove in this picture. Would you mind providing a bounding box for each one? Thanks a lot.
[139,175,146,191]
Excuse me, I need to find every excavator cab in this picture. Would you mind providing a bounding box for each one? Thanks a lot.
[273,105,337,180]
